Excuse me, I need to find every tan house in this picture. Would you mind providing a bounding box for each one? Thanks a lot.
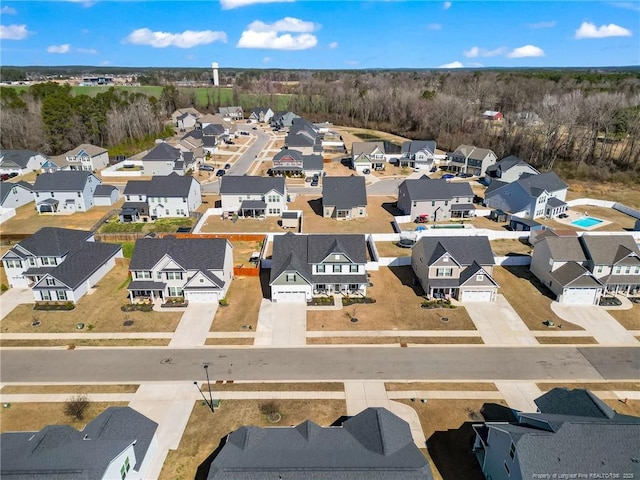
[322,176,367,220]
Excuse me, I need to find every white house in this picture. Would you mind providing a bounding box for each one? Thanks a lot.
[127,236,234,303]
[31,171,104,213]
[141,143,194,176]
[62,143,109,172]
[398,141,439,170]
[0,149,48,175]
[351,142,388,172]
[176,112,198,130]
[219,176,286,217]
[485,155,540,184]
[0,181,33,209]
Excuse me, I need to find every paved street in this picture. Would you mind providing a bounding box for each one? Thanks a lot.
[2,346,638,383]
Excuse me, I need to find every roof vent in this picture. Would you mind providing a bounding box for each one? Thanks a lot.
[83,434,90,440]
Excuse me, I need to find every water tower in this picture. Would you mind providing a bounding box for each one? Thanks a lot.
[211,62,219,87]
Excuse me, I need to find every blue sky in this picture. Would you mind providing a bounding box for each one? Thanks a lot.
[1,1,639,69]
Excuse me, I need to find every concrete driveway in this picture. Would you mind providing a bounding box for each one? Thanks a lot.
[551,303,639,345]
[465,294,538,345]
[169,302,218,347]
[0,288,34,320]
[254,299,307,347]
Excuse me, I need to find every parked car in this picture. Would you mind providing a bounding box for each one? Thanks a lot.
[0,174,10,181]
[305,177,313,182]
[442,174,455,180]
[8,172,19,178]
[362,168,371,174]
[224,163,231,169]
[311,179,319,187]
[252,126,257,130]
[199,164,214,171]
[430,166,438,172]
[225,140,235,145]
[216,169,226,176]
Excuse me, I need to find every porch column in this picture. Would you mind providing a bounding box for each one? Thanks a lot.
[129,290,133,302]
[150,291,155,302]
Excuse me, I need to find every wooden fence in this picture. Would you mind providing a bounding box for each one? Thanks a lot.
[233,265,260,276]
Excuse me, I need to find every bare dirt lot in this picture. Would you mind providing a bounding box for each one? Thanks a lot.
[376,241,414,257]
[307,266,476,331]
[567,179,640,207]
[200,213,284,233]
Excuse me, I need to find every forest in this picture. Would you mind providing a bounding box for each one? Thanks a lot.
[1,68,639,183]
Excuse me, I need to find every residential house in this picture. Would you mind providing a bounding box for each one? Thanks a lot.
[270,111,300,130]
[248,107,274,123]
[482,110,504,121]
[285,118,323,155]
[472,388,640,480]
[530,235,604,305]
[40,156,68,173]
[271,149,323,178]
[207,407,433,479]
[484,172,568,219]
[202,124,226,154]
[322,176,367,220]
[120,173,201,222]
[219,176,286,217]
[127,236,233,303]
[31,170,110,213]
[484,155,540,184]
[511,110,542,126]
[176,111,198,130]
[0,149,47,175]
[351,141,387,172]
[448,145,498,176]
[218,106,244,120]
[398,141,438,170]
[197,113,235,134]
[178,130,205,162]
[1,406,158,480]
[269,232,367,302]
[397,176,475,221]
[171,107,201,124]
[411,236,498,302]
[60,143,109,172]
[580,234,640,296]
[93,184,120,206]
[0,181,32,209]
[1,227,122,303]
[141,142,194,176]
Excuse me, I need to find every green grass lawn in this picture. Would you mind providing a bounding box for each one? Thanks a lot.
[99,216,195,234]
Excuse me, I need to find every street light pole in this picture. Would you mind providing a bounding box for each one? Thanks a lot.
[193,364,215,414]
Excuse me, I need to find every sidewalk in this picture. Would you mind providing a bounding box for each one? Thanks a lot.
[494,381,542,412]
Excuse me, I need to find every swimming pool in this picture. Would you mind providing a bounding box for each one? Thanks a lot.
[571,216,603,228]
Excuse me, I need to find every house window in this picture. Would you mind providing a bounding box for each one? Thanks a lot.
[614,266,622,275]
[350,265,359,273]
[12,187,17,194]
[28,258,36,266]
[46,278,55,286]
[77,192,81,197]
[5,259,21,268]
[165,209,170,215]
[509,442,516,460]
[595,265,603,274]
[432,201,436,207]
[166,272,183,280]
[349,284,359,290]
[625,266,631,274]
[136,271,152,279]
[41,257,57,266]
[41,291,51,300]
[168,286,183,297]
[138,195,143,201]
[183,197,187,202]
[476,274,484,281]
[317,265,325,273]
[444,200,448,206]
[443,254,449,262]
[504,461,510,475]
[333,265,342,273]
[436,268,453,277]
[56,290,67,300]
[157,272,162,280]
[286,273,296,282]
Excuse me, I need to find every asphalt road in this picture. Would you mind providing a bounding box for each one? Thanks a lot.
[1,346,638,383]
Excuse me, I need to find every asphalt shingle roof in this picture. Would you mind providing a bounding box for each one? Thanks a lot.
[352,141,385,156]
[129,236,229,271]
[0,149,44,168]
[517,171,567,195]
[580,234,640,265]
[416,236,495,267]
[93,184,117,197]
[63,143,107,157]
[400,177,473,201]
[32,171,97,192]
[543,236,588,262]
[451,144,495,161]
[549,262,603,288]
[219,176,285,196]
[0,181,32,203]
[401,140,436,156]
[7,228,93,258]
[142,143,181,162]
[322,176,367,209]
[124,173,197,198]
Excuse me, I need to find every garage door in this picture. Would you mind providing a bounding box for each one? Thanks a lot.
[184,291,219,303]
[461,290,493,302]
[562,288,598,305]
[273,291,306,303]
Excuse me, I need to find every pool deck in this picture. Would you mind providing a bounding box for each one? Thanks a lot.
[555,209,611,230]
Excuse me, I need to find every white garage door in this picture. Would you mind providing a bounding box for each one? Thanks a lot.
[274,291,307,303]
[184,291,219,303]
[461,290,493,302]
[562,288,598,305]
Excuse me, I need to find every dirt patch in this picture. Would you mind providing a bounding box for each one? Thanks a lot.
[204,337,254,345]
[230,240,263,265]
[0,339,170,347]
[566,179,640,207]
[375,241,413,257]
[0,384,138,394]
[603,399,640,417]
[211,276,263,331]
[200,213,284,233]
[537,382,640,392]
[535,336,598,344]
[307,336,483,345]
[386,382,498,391]
[202,382,344,392]
[159,400,346,480]
[490,239,532,256]
[608,305,640,330]
[307,267,476,331]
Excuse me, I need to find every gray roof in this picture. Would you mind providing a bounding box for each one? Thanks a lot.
[5,227,93,258]
[451,144,495,161]
[0,181,32,203]
[485,155,538,176]
[401,140,436,156]
[203,124,225,136]
[123,180,149,196]
[33,241,122,290]
[124,173,198,198]
[0,149,44,168]
[517,171,567,196]
[207,407,432,480]
[415,236,496,267]
[322,176,367,209]
[142,143,181,162]
[129,236,230,271]
[219,176,285,196]
[270,233,367,285]
[352,141,385,156]
[580,234,640,265]
[535,388,616,418]
[272,149,323,171]
[400,176,472,201]
[63,143,107,157]
[549,262,603,288]
[0,406,158,480]
[93,184,117,197]
[32,171,98,192]
[542,236,587,262]
[509,216,542,228]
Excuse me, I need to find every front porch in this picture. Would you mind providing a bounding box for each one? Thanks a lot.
[604,282,640,296]
[429,287,459,300]
[127,280,166,303]
[313,282,366,297]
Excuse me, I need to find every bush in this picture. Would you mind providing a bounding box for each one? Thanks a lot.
[64,394,89,420]
[259,401,279,416]
[1,284,8,293]
[219,297,229,307]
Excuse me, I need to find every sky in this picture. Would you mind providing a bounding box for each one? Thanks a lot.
[0,0,639,69]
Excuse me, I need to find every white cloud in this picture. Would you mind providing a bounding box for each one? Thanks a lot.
[221,0,293,9]
[77,47,97,54]
[47,44,71,54]
[328,41,338,49]
[0,24,30,40]
[574,21,632,39]
[237,17,319,50]
[63,0,96,6]
[345,60,359,66]
[463,46,507,58]
[100,60,110,65]
[528,20,556,29]
[426,23,442,30]
[124,28,227,48]
[610,2,640,12]
[1,6,17,14]
[443,1,451,9]
[507,44,545,58]
[263,56,272,63]
[438,60,463,68]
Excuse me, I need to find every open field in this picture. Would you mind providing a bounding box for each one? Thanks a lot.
[0,384,138,394]
[608,304,640,330]
[335,126,409,152]
[0,402,128,433]
[159,399,346,480]
[211,275,263,332]
[492,266,582,330]
[566,179,640,207]
[1,261,182,333]
[307,266,476,331]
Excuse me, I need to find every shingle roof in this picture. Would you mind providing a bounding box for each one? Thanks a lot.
[207,407,432,480]
[7,227,93,258]
[93,184,118,197]
[401,140,436,156]
[517,171,567,195]
[123,180,149,196]
[549,262,603,288]
[535,388,616,418]
[142,143,181,162]
[400,177,473,201]
[0,149,44,168]
[322,176,367,209]
[543,236,588,262]
[580,234,640,265]
[219,176,285,196]
[124,173,197,198]
[485,155,538,176]
[352,141,385,156]
[0,406,157,480]
[451,144,495,161]
[32,171,97,192]
[129,236,229,271]
[416,236,495,267]
[63,143,107,157]
[202,124,225,136]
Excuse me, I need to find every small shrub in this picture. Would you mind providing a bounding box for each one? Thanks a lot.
[259,401,279,416]
[64,394,89,420]
[0,283,8,293]
[219,297,229,307]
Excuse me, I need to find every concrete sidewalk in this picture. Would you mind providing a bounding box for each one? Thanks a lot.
[254,300,306,347]
[169,303,218,347]
[551,303,639,345]
[1,288,34,320]
[495,381,542,412]
[465,295,538,345]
